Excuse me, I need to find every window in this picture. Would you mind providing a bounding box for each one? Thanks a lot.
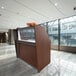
[60,16,76,46]
[48,20,58,45]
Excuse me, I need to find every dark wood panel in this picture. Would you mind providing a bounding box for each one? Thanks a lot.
[35,26,50,71]
[20,43,37,67]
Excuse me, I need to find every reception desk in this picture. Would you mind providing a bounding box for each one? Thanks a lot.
[14,25,51,71]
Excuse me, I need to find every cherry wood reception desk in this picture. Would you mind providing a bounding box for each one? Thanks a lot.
[14,25,51,71]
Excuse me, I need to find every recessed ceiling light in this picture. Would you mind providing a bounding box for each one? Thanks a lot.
[55,3,58,6]
[1,6,4,9]
[73,7,76,11]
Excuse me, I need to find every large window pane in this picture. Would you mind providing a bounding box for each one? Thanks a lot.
[48,20,58,45]
[60,16,76,46]
[39,23,47,32]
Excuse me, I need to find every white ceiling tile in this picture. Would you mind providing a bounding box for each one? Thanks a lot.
[0,0,76,30]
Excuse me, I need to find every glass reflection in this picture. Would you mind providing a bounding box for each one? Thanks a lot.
[60,16,76,46]
[48,20,58,45]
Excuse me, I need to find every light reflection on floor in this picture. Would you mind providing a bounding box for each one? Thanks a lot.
[0,43,76,76]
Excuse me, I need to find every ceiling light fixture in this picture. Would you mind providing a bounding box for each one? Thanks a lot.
[1,6,4,9]
[54,3,58,6]
[48,0,65,16]
[73,7,76,11]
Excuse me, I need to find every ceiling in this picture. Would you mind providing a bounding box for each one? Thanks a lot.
[0,0,76,32]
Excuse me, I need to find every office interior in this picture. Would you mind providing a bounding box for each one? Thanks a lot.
[0,0,76,76]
